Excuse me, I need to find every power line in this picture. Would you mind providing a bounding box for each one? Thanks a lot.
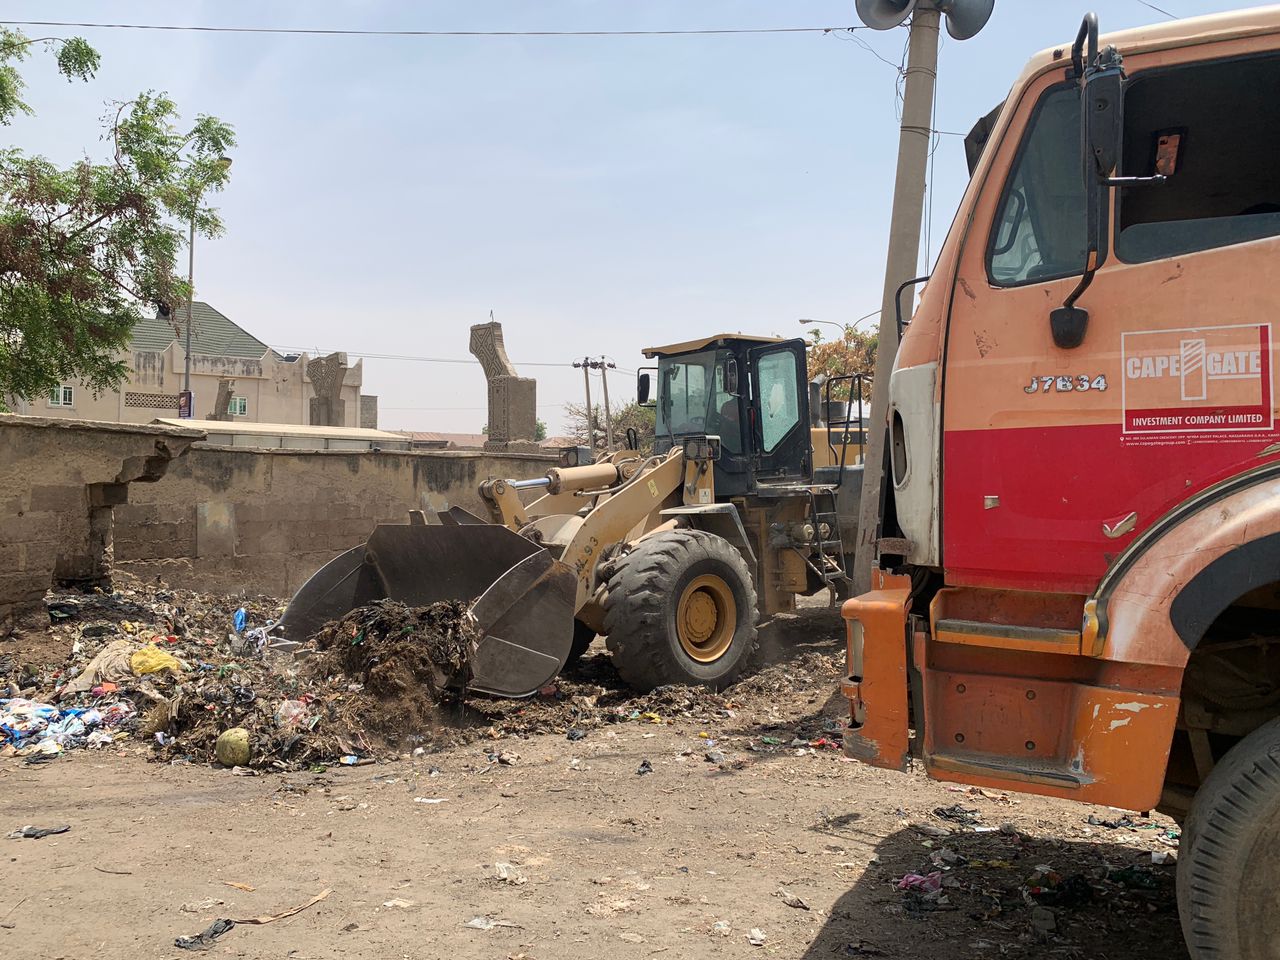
[270,345,574,368]
[0,19,863,39]
[1132,0,1178,20]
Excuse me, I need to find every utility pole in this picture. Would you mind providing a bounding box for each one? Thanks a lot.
[594,357,616,450]
[573,358,594,450]
[851,4,941,593]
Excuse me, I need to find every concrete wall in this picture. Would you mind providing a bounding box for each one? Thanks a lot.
[114,445,557,598]
[0,416,202,629]
[12,344,364,428]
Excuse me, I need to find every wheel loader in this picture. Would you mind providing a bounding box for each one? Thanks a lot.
[279,333,867,697]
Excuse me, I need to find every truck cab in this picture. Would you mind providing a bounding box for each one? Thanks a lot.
[844,10,1280,956]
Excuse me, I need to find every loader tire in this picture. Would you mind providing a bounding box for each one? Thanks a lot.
[564,620,597,665]
[1178,715,1280,959]
[603,529,757,691]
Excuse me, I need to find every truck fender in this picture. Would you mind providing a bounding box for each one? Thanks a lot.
[1087,463,1280,668]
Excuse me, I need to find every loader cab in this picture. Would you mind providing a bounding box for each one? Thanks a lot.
[640,335,811,497]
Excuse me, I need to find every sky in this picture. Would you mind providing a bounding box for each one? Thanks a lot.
[5,0,1271,433]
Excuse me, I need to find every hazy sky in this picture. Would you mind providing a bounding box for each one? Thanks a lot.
[5,0,1267,433]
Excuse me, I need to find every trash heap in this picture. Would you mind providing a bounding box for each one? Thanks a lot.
[2,573,850,771]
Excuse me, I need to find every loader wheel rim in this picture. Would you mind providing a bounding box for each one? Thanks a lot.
[676,574,736,663]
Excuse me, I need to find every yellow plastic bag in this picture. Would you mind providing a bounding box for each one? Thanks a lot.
[130,645,183,676]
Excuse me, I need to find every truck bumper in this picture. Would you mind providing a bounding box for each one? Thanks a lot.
[840,569,914,771]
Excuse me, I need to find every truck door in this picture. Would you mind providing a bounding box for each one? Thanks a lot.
[748,340,811,483]
[942,46,1280,594]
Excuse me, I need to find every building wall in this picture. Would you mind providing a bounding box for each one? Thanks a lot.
[114,445,556,598]
[0,416,201,629]
[16,345,363,427]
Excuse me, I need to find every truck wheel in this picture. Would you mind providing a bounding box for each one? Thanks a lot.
[563,620,597,665]
[603,529,758,691]
[1178,715,1280,959]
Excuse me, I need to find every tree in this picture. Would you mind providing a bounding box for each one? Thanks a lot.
[534,418,547,442]
[802,324,877,407]
[0,28,234,405]
[562,400,656,453]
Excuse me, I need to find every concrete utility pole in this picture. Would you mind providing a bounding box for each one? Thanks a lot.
[593,357,617,450]
[851,4,941,593]
[573,358,594,449]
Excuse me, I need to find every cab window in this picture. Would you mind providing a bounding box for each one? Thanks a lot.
[757,350,800,452]
[988,84,1086,286]
[1117,53,1280,262]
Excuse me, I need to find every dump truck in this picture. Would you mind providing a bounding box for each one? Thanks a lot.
[841,8,1280,957]
[281,333,867,696]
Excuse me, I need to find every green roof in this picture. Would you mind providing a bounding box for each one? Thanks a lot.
[135,302,272,360]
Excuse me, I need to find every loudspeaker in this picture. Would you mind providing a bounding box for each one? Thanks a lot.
[854,0,913,32]
[854,0,994,41]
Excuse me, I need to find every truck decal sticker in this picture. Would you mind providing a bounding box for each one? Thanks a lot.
[1121,322,1273,437]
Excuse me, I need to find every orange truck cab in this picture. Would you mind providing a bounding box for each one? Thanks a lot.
[843,8,1280,956]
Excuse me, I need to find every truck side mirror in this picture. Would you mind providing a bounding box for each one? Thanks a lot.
[1052,16,1120,350]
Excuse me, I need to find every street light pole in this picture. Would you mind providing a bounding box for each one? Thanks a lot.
[180,155,233,407]
[183,213,196,394]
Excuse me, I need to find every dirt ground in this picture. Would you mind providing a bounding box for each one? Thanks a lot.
[1,603,1186,960]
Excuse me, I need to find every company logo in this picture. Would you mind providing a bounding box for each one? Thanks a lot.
[1121,323,1273,434]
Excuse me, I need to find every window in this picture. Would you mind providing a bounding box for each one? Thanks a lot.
[48,385,74,407]
[1117,53,1280,263]
[227,396,248,417]
[656,351,713,438]
[988,84,1086,286]
[757,350,800,452]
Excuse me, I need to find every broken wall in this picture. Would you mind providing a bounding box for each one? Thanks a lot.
[114,446,557,597]
[0,416,201,629]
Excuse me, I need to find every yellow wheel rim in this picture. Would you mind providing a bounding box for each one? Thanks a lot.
[676,574,737,663]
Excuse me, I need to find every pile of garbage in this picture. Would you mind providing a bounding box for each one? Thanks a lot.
[1,573,849,771]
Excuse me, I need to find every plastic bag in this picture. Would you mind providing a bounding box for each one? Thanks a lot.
[130,645,183,676]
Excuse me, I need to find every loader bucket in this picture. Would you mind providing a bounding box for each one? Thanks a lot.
[278,522,576,698]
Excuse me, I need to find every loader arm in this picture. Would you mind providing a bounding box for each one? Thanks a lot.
[562,450,686,615]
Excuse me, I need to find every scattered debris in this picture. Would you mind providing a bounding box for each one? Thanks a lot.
[494,862,527,885]
[747,928,767,946]
[464,915,522,930]
[232,889,330,924]
[222,881,255,893]
[382,898,415,909]
[174,918,235,951]
[933,804,982,826]
[7,824,69,839]
[636,759,653,776]
[777,887,810,910]
[180,898,225,914]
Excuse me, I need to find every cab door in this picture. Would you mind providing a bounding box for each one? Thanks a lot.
[748,340,811,483]
[941,43,1280,595]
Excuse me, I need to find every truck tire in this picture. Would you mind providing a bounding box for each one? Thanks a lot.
[603,529,758,691]
[1178,715,1280,959]
[564,620,597,666]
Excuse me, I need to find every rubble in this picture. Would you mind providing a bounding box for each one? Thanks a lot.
[1,573,854,772]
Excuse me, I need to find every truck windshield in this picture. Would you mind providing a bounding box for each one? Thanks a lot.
[656,349,741,452]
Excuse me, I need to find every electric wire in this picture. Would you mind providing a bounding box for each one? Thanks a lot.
[0,19,864,39]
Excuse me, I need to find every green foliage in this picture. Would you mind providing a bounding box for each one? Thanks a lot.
[0,28,235,405]
[534,418,547,442]
[803,325,877,403]
[563,400,655,453]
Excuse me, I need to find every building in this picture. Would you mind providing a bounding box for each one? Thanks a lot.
[11,302,377,429]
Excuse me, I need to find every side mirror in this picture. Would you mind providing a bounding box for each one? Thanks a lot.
[1083,56,1124,185]
[636,369,656,407]
[724,358,739,396]
[1053,15,1124,350]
